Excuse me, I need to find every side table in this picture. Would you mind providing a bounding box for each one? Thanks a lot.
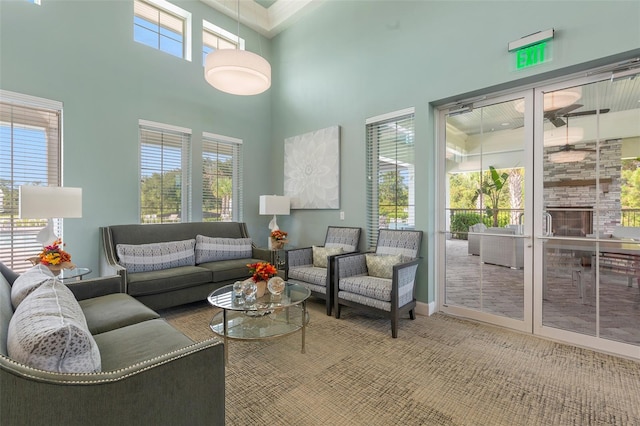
[57,267,92,281]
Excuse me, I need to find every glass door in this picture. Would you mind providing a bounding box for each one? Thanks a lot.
[534,68,640,357]
[438,91,533,332]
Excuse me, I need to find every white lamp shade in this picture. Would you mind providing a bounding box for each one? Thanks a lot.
[514,87,582,113]
[259,195,290,215]
[19,186,82,219]
[204,49,271,96]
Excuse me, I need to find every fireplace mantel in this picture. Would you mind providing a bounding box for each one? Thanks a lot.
[544,178,612,189]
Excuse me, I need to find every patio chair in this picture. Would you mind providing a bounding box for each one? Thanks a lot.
[286,226,361,315]
[334,229,423,338]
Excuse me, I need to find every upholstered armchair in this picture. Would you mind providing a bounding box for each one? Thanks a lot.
[286,226,361,316]
[334,229,423,338]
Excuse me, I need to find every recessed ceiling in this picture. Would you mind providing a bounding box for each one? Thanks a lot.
[199,0,323,39]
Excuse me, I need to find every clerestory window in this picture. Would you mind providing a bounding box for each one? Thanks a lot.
[134,0,192,61]
[202,20,244,66]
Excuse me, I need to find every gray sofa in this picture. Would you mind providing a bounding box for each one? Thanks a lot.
[100,222,270,310]
[0,262,224,426]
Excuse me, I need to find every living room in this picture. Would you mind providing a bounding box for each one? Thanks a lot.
[1,0,640,424]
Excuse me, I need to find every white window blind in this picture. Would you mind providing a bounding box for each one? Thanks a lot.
[366,108,416,249]
[0,91,62,272]
[134,0,192,61]
[139,120,191,224]
[202,132,243,222]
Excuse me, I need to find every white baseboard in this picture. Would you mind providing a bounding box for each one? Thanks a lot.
[415,300,437,316]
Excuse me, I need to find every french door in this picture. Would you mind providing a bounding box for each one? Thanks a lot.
[437,64,640,359]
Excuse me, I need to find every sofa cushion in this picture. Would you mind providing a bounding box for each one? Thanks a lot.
[312,246,344,268]
[10,264,55,308]
[198,258,259,283]
[79,293,160,335]
[365,254,402,279]
[7,279,101,373]
[339,275,392,302]
[93,318,194,371]
[195,236,253,263]
[288,265,327,287]
[126,265,213,297]
[116,239,196,273]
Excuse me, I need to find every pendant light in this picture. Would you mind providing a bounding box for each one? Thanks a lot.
[548,117,589,163]
[204,0,271,96]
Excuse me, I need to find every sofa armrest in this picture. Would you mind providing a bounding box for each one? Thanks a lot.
[0,339,225,426]
[251,246,273,262]
[65,275,124,301]
[392,258,421,307]
[99,226,127,287]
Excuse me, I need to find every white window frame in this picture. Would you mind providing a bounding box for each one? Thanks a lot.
[138,119,192,224]
[202,20,245,66]
[0,90,62,272]
[365,107,416,249]
[134,0,192,61]
[202,132,243,222]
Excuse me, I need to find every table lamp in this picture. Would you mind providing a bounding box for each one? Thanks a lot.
[19,186,83,245]
[259,195,290,248]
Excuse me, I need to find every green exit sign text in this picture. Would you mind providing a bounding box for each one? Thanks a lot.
[515,42,548,69]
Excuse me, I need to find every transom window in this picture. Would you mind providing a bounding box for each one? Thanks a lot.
[202,20,244,66]
[202,132,243,221]
[134,0,192,61]
[0,90,62,272]
[139,120,191,224]
[366,108,416,248]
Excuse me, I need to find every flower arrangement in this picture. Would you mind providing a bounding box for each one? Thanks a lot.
[28,239,75,271]
[270,230,288,242]
[247,261,277,283]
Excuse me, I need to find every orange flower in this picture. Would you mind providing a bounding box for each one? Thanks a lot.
[247,261,277,282]
[270,230,288,241]
[38,239,71,266]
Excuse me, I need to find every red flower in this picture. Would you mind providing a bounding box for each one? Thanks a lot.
[247,262,277,282]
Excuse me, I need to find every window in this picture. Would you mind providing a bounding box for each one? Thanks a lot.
[0,90,62,272]
[202,132,243,222]
[134,0,192,61]
[366,108,416,248]
[202,20,244,66]
[139,120,191,224]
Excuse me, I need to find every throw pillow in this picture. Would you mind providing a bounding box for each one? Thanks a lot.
[365,253,403,279]
[10,263,55,309]
[7,279,101,373]
[195,236,253,264]
[116,239,196,273]
[312,246,344,268]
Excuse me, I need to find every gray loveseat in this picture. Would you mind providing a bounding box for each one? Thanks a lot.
[0,262,224,426]
[100,222,270,310]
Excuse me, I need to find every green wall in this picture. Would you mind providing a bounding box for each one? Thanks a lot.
[270,0,640,304]
[0,0,274,274]
[2,0,639,306]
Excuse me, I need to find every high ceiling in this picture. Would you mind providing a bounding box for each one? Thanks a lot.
[199,0,323,38]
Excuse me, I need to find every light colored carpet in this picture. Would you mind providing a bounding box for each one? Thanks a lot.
[160,299,640,425]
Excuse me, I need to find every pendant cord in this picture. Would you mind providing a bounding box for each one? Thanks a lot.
[236,0,240,51]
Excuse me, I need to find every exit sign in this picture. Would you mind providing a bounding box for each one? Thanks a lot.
[515,42,548,69]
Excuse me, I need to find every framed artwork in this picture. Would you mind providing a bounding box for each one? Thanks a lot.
[284,125,340,209]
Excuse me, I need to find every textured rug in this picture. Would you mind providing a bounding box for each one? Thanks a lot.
[159,299,640,425]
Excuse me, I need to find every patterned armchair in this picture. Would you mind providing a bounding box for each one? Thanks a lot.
[334,229,423,338]
[286,226,361,316]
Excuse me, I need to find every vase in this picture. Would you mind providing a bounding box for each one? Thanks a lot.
[255,280,267,298]
[271,239,287,250]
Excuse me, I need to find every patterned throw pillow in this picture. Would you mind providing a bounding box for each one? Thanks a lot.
[195,236,253,264]
[11,264,55,309]
[312,246,344,268]
[116,239,196,273]
[7,279,101,373]
[365,254,403,279]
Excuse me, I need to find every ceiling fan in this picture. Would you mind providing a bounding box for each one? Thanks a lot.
[546,105,611,127]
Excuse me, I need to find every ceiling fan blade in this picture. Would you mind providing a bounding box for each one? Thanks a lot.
[550,117,566,127]
[554,103,583,115]
[564,108,611,118]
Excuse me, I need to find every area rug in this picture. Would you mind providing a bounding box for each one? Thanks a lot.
[160,299,640,425]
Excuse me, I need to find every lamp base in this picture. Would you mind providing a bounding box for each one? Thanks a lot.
[268,215,279,249]
[36,218,58,246]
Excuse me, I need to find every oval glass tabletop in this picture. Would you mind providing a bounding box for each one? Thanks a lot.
[208,282,311,312]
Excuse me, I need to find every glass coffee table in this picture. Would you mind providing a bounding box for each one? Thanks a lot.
[207,282,311,364]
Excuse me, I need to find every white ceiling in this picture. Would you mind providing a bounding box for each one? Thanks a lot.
[199,0,323,38]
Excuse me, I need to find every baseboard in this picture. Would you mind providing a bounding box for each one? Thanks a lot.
[415,300,437,316]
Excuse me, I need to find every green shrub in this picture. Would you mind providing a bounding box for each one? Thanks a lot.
[451,212,483,240]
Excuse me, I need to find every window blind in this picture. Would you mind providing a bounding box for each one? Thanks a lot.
[202,132,243,222]
[0,92,62,272]
[366,109,416,249]
[139,121,191,224]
